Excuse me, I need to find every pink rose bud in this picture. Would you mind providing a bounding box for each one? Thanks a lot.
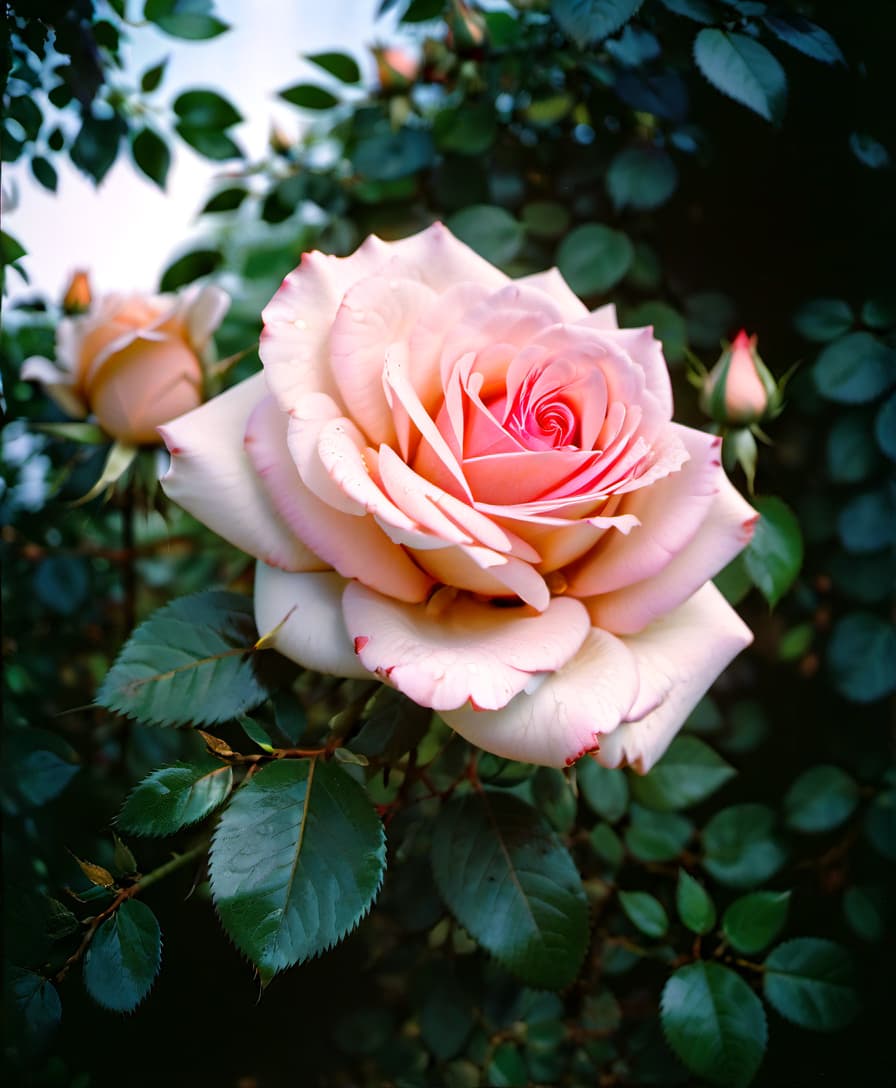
[22,284,229,446]
[700,330,777,425]
[373,46,420,91]
[63,269,92,314]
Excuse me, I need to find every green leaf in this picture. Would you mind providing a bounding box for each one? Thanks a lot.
[784,765,860,833]
[431,791,588,989]
[702,804,786,888]
[419,974,474,1060]
[618,890,668,938]
[70,114,126,184]
[350,687,431,763]
[434,102,497,155]
[607,147,678,210]
[175,124,242,160]
[722,891,790,954]
[577,757,629,822]
[173,88,241,129]
[827,613,896,703]
[445,205,525,267]
[763,939,860,1031]
[843,885,885,942]
[865,787,896,861]
[83,900,162,1012]
[118,757,233,835]
[762,15,844,66]
[661,962,767,1087]
[144,0,229,40]
[838,487,896,553]
[3,727,80,806]
[521,201,570,240]
[630,735,735,811]
[659,0,714,22]
[875,392,896,460]
[279,83,340,110]
[97,590,268,727]
[159,247,222,291]
[7,967,61,1044]
[676,870,716,935]
[1,229,26,265]
[743,496,803,607]
[826,413,881,483]
[486,1043,528,1087]
[351,128,434,181]
[590,822,624,868]
[813,332,896,404]
[132,127,170,188]
[849,131,890,170]
[694,29,787,124]
[306,51,361,84]
[238,714,276,752]
[793,298,854,342]
[552,0,644,47]
[31,155,58,191]
[201,186,248,214]
[533,768,577,833]
[625,804,692,862]
[556,223,633,297]
[210,759,386,980]
[140,57,168,93]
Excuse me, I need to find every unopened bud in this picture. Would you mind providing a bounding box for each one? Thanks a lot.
[372,46,420,91]
[701,330,777,425]
[62,270,92,314]
[447,1,487,51]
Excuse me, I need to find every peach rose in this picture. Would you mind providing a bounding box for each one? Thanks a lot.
[23,284,229,445]
[161,224,756,770]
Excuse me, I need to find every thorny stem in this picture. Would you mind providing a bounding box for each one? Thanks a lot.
[54,842,207,985]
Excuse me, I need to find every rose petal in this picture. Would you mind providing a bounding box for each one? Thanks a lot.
[343,582,590,711]
[181,284,230,350]
[596,583,753,772]
[388,221,509,293]
[254,562,371,679]
[575,317,672,417]
[160,373,317,571]
[585,474,758,634]
[441,628,639,766]
[246,397,433,603]
[514,268,589,320]
[565,424,722,598]
[411,542,551,610]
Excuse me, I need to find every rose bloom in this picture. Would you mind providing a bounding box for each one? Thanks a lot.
[23,284,229,445]
[161,225,757,771]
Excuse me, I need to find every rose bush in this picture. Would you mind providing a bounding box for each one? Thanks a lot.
[23,284,229,445]
[160,224,756,770]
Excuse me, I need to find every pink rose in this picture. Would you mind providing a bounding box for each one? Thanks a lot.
[23,284,229,445]
[161,224,756,771]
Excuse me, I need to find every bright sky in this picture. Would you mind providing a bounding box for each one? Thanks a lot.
[5,1,393,299]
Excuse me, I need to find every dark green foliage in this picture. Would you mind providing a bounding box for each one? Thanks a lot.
[83,900,162,1012]
[118,758,233,835]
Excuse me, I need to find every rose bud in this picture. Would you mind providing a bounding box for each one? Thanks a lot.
[161,224,757,774]
[447,1,487,51]
[62,269,92,314]
[22,284,229,446]
[373,46,420,91]
[700,330,777,426]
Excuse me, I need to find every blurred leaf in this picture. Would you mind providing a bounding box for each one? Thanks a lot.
[590,822,624,868]
[607,147,678,210]
[175,124,242,159]
[658,0,714,21]
[445,205,525,266]
[118,757,233,835]
[521,201,570,240]
[624,300,687,362]
[83,900,161,1012]
[557,224,633,297]
[875,392,896,460]
[826,413,881,483]
[271,689,307,746]
[3,727,80,807]
[351,128,434,180]
[30,155,57,191]
[401,0,445,21]
[201,186,248,214]
[827,613,896,703]
[1,229,26,264]
[763,939,860,1031]
[350,687,430,762]
[813,332,896,404]
[173,88,241,128]
[144,0,228,40]
[577,757,629,822]
[849,132,890,169]
[685,291,738,349]
[702,804,786,888]
[160,247,222,291]
[661,962,767,1086]
[419,974,474,1060]
[865,787,896,861]
[743,496,803,607]
[837,488,896,553]
[676,869,716,935]
[794,298,854,342]
[618,889,668,938]
[210,759,386,981]
[552,0,644,47]
[306,51,361,84]
[70,113,126,183]
[533,767,577,833]
[762,15,844,65]
[132,127,170,187]
[97,590,268,727]
[279,83,340,110]
[486,1043,528,1087]
[435,102,497,155]
[7,967,61,1044]
[625,804,692,862]
[784,765,860,833]
[630,735,735,811]
[694,29,787,124]
[140,57,168,93]
[722,891,790,954]
[431,791,588,989]
[843,885,885,942]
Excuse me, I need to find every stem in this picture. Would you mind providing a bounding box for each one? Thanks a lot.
[54,842,206,985]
